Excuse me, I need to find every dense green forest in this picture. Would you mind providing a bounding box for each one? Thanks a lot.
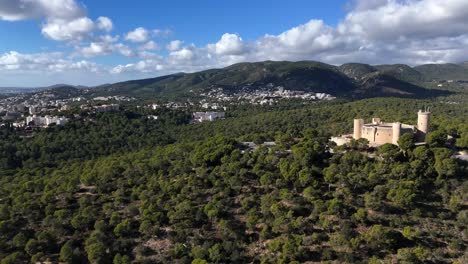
[0,97,467,263]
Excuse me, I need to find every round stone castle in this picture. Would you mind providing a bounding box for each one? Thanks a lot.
[331,110,431,147]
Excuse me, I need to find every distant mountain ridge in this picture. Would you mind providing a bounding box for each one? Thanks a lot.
[6,61,468,99]
[0,84,88,94]
[89,60,467,99]
[414,63,468,81]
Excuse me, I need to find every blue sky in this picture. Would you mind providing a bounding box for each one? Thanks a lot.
[1,0,468,86]
[85,0,347,42]
[0,0,347,56]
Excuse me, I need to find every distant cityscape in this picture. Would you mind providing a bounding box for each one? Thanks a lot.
[0,85,335,130]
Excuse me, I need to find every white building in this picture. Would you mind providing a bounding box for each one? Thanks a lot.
[192,112,225,123]
[94,104,120,113]
[29,106,38,115]
[12,121,25,128]
[60,105,71,111]
[26,115,69,127]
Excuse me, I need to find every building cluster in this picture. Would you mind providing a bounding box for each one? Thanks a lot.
[93,104,120,113]
[149,104,160,110]
[200,86,335,105]
[331,110,431,147]
[26,115,69,127]
[192,112,225,123]
[200,102,227,110]
[0,90,84,118]
[92,96,134,101]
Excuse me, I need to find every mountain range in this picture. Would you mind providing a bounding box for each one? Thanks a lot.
[5,61,468,99]
[88,61,468,99]
[0,84,88,94]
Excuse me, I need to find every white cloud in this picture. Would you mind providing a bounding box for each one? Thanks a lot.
[41,16,116,42]
[139,41,160,51]
[203,0,468,65]
[0,50,100,73]
[78,42,112,57]
[125,27,150,42]
[97,16,113,32]
[48,60,99,72]
[76,42,134,58]
[208,33,247,55]
[42,17,95,41]
[0,0,114,43]
[247,19,347,62]
[98,34,119,43]
[110,60,164,74]
[341,0,468,41]
[0,0,84,21]
[170,48,195,61]
[166,40,183,51]
[114,43,134,57]
[137,51,162,59]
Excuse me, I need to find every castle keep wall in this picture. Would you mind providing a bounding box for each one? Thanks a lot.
[361,126,394,144]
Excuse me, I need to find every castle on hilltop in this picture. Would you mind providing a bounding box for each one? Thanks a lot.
[331,110,430,147]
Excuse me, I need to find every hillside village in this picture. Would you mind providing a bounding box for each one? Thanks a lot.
[200,86,335,105]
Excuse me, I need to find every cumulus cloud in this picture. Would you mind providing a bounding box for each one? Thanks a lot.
[98,34,119,43]
[0,50,100,73]
[125,27,150,42]
[1,0,114,43]
[77,42,112,57]
[111,44,217,75]
[340,0,468,41]
[137,51,162,59]
[76,42,134,58]
[48,60,100,73]
[0,50,115,86]
[250,19,345,62]
[139,41,160,51]
[110,60,164,74]
[204,0,468,65]
[170,48,195,61]
[0,0,84,21]
[166,40,183,51]
[208,33,247,55]
[97,16,113,32]
[42,17,95,41]
[114,43,134,57]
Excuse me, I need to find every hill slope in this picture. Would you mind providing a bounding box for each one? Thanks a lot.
[92,61,356,98]
[414,63,468,81]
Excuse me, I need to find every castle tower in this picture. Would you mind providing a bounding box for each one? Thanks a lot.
[392,122,401,145]
[353,119,364,139]
[417,110,430,141]
[417,110,430,134]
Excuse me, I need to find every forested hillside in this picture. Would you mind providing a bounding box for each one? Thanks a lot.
[0,98,467,263]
